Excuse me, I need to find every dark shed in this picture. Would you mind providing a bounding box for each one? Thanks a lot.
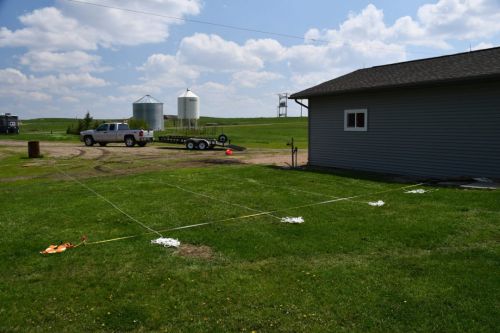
[290,47,500,179]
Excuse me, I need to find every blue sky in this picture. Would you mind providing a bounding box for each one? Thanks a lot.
[1,0,499,119]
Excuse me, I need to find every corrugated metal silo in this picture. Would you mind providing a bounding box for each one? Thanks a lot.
[178,89,200,128]
[133,95,164,130]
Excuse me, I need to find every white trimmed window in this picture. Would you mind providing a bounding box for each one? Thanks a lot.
[344,109,368,131]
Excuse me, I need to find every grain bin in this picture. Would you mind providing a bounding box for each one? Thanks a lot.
[133,95,164,130]
[177,89,199,129]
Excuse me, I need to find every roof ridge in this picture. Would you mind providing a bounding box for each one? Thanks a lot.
[290,46,500,99]
[367,45,500,70]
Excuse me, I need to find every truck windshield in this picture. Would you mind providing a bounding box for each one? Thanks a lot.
[118,124,130,130]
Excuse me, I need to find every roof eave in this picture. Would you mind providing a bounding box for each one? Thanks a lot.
[290,73,500,99]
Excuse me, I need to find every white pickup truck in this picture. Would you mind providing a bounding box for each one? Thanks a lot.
[80,123,154,147]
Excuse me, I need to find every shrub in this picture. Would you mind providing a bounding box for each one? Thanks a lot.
[128,118,149,130]
[66,112,98,135]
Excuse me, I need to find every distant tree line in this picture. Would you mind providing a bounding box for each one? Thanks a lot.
[66,112,104,135]
[66,112,149,134]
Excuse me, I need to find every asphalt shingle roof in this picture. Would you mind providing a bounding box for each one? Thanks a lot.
[290,46,500,99]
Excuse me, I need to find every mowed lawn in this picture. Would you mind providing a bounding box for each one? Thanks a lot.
[0,152,499,332]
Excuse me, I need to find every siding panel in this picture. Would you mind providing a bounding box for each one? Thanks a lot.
[308,81,500,178]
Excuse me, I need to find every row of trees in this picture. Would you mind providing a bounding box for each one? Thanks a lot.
[66,112,149,134]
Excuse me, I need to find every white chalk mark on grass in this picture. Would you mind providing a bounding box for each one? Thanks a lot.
[368,200,385,207]
[151,238,180,248]
[281,216,304,224]
[405,189,427,194]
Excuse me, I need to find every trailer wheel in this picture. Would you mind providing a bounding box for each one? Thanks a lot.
[84,136,94,146]
[218,134,228,144]
[197,140,209,150]
[124,136,136,147]
[186,140,195,150]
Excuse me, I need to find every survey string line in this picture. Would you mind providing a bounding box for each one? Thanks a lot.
[96,160,283,221]
[52,162,163,237]
[84,182,424,246]
[149,178,282,220]
[129,159,409,203]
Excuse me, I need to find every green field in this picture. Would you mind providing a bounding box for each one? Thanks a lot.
[3,117,308,149]
[0,146,498,332]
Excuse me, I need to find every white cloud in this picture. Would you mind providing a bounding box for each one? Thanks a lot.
[58,0,202,47]
[232,71,283,88]
[178,33,265,71]
[304,0,500,50]
[417,0,500,39]
[471,42,494,50]
[0,7,98,51]
[192,81,275,118]
[0,68,108,103]
[60,96,79,103]
[19,50,103,72]
[138,54,199,82]
[0,1,202,52]
[119,53,201,96]
[243,38,286,61]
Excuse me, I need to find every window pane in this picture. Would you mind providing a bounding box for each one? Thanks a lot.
[347,113,356,127]
[356,112,365,128]
[109,124,116,131]
[119,124,129,130]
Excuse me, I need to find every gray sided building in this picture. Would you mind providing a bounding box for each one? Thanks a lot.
[290,47,500,179]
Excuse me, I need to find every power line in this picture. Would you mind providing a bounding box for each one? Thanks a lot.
[63,0,327,44]
[62,0,443,56]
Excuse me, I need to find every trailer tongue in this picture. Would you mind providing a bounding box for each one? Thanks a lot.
[158,133,245,151]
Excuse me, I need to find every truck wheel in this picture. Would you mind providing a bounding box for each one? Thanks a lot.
[84,136,94,146]
[138,142,147,147]
[197,140,208,150]
[218,134,228,144]
[124,136,136,147]
[186,140,195,150]
[98,142,107,147]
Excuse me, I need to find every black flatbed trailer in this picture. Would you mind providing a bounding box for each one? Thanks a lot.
[158,133,245,151]
[158,134,228,150]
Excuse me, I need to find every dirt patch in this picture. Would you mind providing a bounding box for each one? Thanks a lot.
[175,244,214,260]
[200,158,243,165]
[0,175,42,182]
[0,140,310,172]
[243,150,308,166]
[94,164,112,173]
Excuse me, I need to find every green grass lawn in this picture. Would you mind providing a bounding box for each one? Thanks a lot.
[2,117,308,149]
[0,150,498,332]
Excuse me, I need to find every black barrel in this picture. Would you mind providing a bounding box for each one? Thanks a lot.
[28,141,40,158]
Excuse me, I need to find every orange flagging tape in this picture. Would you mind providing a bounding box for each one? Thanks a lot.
[40,236,87,255]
